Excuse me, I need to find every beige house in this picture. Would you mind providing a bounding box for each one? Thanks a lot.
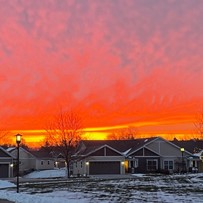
[8,147,36,175]
[72,144,126,176]
[32,151,55,170]
[72,137,195,176]
[8,147,55,174]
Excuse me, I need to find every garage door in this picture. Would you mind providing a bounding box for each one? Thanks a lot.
[0,164,9,178]
[89,161,120,175]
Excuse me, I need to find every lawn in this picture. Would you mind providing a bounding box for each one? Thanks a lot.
[0,172,203,202]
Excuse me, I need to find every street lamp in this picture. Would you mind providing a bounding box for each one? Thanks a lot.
[180,148,184,173]
[16,134,22,193]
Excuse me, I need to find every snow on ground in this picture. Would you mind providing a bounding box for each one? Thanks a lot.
[0,172,203,203]
[0,180,15,189]
[0,190,90,203]
[23,168,66,179]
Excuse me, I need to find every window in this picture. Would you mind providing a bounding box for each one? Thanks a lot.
[48,160,50,165]
[41,161,43,165]
[81,161,83,168]
[130,160,138,168]
[75,162,77,168]
[147,159,158,171]
[164,160,173,170]
[193,160,197,167]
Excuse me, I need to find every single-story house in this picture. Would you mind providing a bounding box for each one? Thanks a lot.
[31,150,55,170]
[71,137,197,176]
[0,146,14,178]
[8,147,55,174]
[7,147,36,175]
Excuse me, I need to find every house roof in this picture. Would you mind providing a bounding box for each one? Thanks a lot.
[31,150,55,159]
[0,146,15,158]
[171,139,203,154]
[75,137,158,156]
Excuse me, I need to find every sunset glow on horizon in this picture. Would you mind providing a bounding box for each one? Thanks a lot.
[0,0,203,147]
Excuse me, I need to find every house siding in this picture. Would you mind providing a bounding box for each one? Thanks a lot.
[73,137,197,175]
[0,148,13,178]
[72,156,125,176]
[133,157,161,173]
[36,159,55,170]
[10,148,36,174]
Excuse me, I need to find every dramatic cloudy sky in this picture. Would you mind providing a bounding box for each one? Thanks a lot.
[0,0,203,144]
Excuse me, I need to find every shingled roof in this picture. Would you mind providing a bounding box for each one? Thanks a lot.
[75,137,158,156]
[171,139,203,154]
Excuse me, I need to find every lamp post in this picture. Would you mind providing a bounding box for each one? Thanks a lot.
[16,134,22,193]
[180,148,184,173]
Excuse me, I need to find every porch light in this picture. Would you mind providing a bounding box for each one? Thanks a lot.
[10,163,14,167]
[180,148,184,152]
[86,162,89,165]
[121,161,125,165]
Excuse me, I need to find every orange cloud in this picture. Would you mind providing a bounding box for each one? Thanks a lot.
[0,0,203,147]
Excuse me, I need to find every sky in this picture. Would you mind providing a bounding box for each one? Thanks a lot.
[0,0,203,146]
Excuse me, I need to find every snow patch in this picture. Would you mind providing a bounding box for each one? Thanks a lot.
[24,168,66,179]
[0,180,16,189]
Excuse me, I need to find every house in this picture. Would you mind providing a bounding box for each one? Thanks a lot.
[54,153,66,169]
[171,139,203,172]
[193,150,203,172]
[0,146,14,178]
[8,147,36,175]
[8,147,55,174]
[71,137,195,176]
[31,150,55,170]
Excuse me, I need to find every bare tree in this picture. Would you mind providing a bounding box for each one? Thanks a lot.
[107,126,138,140]
[194,108,203,139]
[46,110,83,178]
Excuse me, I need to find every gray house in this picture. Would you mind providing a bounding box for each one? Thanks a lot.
[0,146,14,178]
[72,137,196,176]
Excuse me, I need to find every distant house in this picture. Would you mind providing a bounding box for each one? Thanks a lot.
[8,147,55,174]
[54,153,66,169]
[72,137,196,176]
[8,147,36,175]
[31,150,55,170]
[0,146,14,178]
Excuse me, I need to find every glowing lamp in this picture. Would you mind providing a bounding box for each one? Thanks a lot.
[16,134,22,144]
[180,148,184,152]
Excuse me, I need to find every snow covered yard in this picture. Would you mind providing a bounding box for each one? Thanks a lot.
[23,168,67,179]
[0,171,203,203]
